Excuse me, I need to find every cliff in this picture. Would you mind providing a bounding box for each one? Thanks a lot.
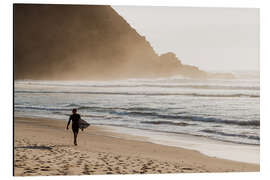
[14,4,231,80]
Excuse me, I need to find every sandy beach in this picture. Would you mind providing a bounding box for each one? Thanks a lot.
[14,117,259,176]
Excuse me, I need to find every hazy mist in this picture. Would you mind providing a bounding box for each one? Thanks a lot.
[14,4,248,80]
[112,6,260,72]
[15,4,222,80]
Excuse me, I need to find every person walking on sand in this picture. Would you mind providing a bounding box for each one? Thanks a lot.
[66,108,81,146]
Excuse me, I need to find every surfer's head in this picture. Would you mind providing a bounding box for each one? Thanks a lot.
[72,108,77,114]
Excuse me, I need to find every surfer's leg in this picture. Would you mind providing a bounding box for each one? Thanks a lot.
[73,131,78,145]
[72,127,79,145]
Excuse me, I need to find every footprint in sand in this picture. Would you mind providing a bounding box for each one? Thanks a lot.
[181,167,193,171]
[107,167,113,171]
[82,164,90,174]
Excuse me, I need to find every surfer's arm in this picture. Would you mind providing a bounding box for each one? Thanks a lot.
[67,116,71,130]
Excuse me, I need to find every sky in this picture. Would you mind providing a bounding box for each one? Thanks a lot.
[112,6,259,72]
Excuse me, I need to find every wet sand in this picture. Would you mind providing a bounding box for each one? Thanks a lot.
[14,117,259,176]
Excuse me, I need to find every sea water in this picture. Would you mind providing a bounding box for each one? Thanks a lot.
[14,72,260,146]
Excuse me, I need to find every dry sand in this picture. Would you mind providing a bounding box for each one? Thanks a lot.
[14,117,259,176]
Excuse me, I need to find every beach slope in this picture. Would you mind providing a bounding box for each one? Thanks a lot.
[14,117,259,176]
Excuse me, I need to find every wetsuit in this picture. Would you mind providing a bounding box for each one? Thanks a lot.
[68,113,81,133]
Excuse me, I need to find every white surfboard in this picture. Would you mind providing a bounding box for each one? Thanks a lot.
[79,119,90,131]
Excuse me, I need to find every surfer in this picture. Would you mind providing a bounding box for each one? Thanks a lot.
[66,108,81,146]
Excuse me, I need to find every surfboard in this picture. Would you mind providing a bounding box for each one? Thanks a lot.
[79,119,90,131]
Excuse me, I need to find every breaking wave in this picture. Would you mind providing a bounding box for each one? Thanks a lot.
[15,80,259,90]
[140,120,193,126]
[15,90,260,98]
[201,129,260,140]
[15,104,260,127]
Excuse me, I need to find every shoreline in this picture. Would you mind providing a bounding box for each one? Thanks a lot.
[14,117,259,176]
[15,115,260,164]
[100,125,259,164]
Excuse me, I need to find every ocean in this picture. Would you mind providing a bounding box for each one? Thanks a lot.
[14,72,260,146]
